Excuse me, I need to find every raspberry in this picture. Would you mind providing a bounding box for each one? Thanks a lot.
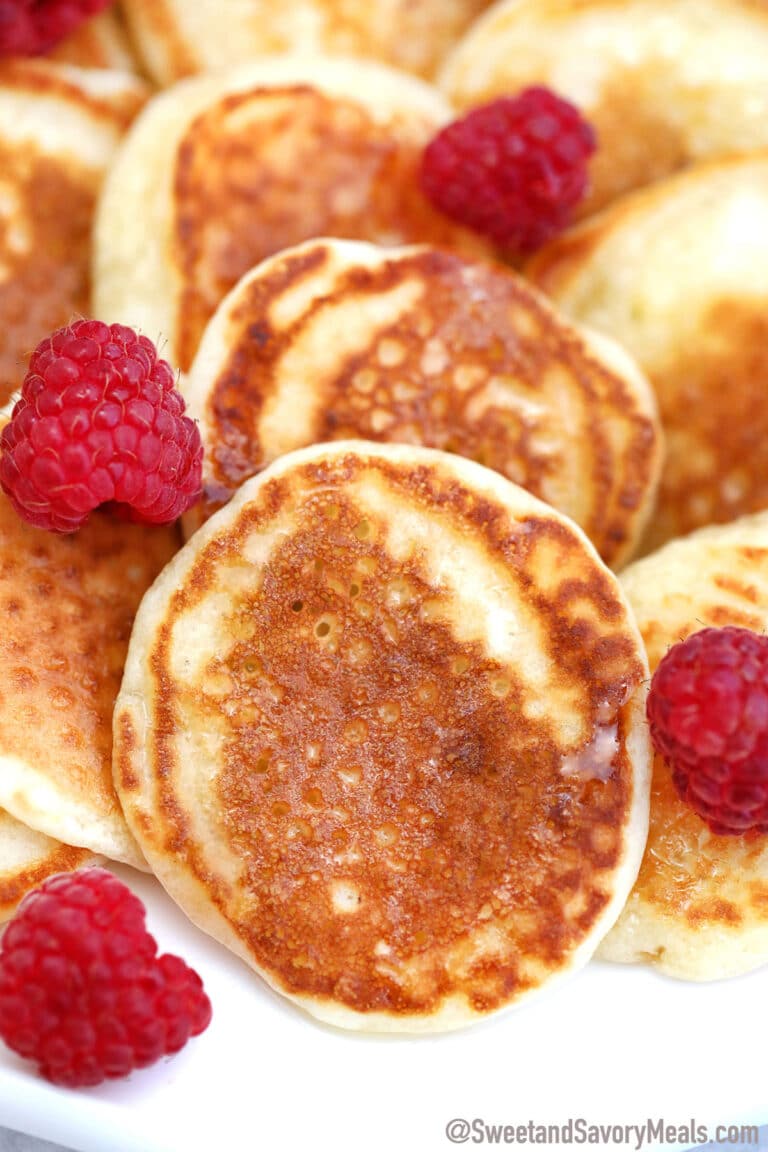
[420,87,596,254]
[0,868,212,1087]
[0,0,113,57]
[647,626,768,835]
[0,320,202,533]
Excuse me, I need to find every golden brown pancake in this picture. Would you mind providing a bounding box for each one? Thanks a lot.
[93,56,494,373]
[120,0,492,84]
[182,238,662,568]
[47,9,138,71]
[0,60,146,404]
[0,811,93,923]
[600,512,768,979]
[114,440,651,1031]
[527,155,768,553]
[0,470,179,867]
[440,0,768,217]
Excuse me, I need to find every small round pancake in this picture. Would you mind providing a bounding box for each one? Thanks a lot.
[114,440,651,1031]
[527,155,768,553]
[440,0,768,217]
[0,59,147,405]
[47,10,139,71]
[120,0,492,85]
[93,56,493,374]
[600,512,768,980]
[0,396,179,866]
[0,811,93,923]
[182,238,661,569]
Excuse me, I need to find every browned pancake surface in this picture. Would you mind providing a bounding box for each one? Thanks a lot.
[0,491,178,855]
[116,445,649,1023]
[189,243,659,567]
[527,157,768,552]
[0,138,93,403]
[172,87,489,369]
[47,10,137,71]
[0,62,145,403]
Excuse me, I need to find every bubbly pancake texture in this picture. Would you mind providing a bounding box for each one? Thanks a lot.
[600,512,768,980]
[0,60,146,404]
[120,0,491,85]
[440,0,768,217]
[0,811,93,923]
[0,474,179,867]
[527,156,768,553]
[93,56,493,373]
[182,238,661,568]
[114,441,651,1031]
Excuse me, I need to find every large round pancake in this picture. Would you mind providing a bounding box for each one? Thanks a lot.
[120,0,492,85]
[0,60,147,405]
[599,512,768,980]
[440,0,768,218]
[181,237,662,569]
[93,55,493,374]
[0,811,93,923]
[526,155,768,554]
[114,440,651,1031]
[47,10,138,71]
[0,395,179,866]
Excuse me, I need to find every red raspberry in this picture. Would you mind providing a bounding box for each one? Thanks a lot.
[0,868,212,1087]
[0,320,202,533]
[0,0,113,57]
[420,87,596,254]
[647,626,768,835]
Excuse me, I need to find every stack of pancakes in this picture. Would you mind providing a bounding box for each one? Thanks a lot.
[1,0,767,1032]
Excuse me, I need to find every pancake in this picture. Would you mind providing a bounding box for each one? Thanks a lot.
[93,55,494,374]
[120,0,492,85]
[599,512,768,980]
[47,10,138,71]
[526,156,768,553]
[0,812,93,923]
[0,394,179,866]
[440,0,768,217]
[181,238,662,569]
[114,440,651,1031]
[0,59,147,405]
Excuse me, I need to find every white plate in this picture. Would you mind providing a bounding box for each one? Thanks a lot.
[0,864,765,1152]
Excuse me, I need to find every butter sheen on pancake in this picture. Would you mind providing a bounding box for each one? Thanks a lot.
[0,811,93,923]
[600,512,768,980]
[114,441,651,1031]
[120,0,492,84]
[182,238,661,569]
[440,0,768,217]
[0,60,146,405]
[527,156,768,553]
[0,474,179,868]
[93,55,493,374]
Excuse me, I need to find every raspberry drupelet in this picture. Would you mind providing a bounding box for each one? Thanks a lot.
[0,868,212,1087]
[0,0,113,57]
[647,625,768,835]
[0,320,202,533]
[420,87,596,255]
